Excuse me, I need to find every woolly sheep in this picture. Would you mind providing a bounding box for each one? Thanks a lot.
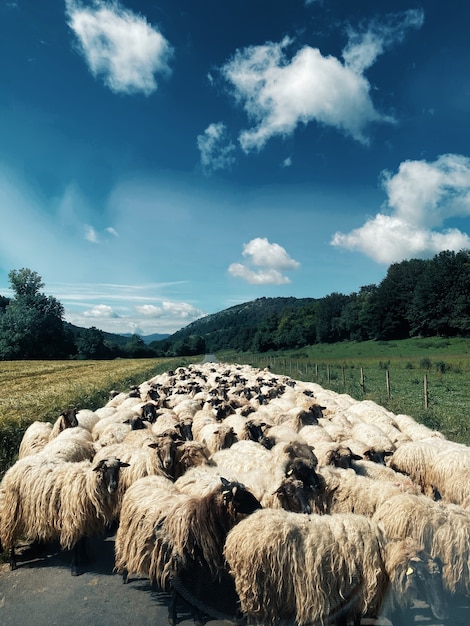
[372,492,470,596]
[317,466,405,518]
[350,458,421,494]
[0,455,129,575]
[389,439,447,498]
[224,508,447,626]
[18,408,79,459]
[115,473,261,625]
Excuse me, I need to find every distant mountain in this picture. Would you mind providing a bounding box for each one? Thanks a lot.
[121,332,170,344]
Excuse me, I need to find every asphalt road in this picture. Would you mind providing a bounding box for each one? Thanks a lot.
[0,534,236,626]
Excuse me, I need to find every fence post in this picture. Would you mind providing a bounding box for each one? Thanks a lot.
[342,365,345,387]
[327,364,331,384]
[386,369,391,400]
[360,367,365,393]
[424,374,429,409]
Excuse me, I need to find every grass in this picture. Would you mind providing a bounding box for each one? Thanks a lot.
[0,357,198,477]
[219,337,470,446]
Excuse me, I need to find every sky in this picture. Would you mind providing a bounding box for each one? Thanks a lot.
[1,0,470,337]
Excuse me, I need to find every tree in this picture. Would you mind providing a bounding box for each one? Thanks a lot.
[0,268,75,359]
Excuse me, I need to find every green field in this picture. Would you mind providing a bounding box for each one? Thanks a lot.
[221,337,470,446]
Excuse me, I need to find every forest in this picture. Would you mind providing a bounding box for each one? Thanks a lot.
[1,249,469,360]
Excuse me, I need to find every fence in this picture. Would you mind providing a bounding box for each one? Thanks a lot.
[248,355,430,404]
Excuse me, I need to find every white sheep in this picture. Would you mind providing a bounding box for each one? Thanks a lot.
[18,408,79,459]
[0,455,129,575]
[115,473,261,625]
[372,491,470,597]
[224,508,447,626]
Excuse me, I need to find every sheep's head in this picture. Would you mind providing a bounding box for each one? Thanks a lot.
[93,456,130,494]
[327,446,362,469]
[61,407,79,429]
[220,477,262,515]
[363,447,394,465]
[148,431,181,475]
[286,458,323,492]
[274,476,312,514]
[394,549,447,621]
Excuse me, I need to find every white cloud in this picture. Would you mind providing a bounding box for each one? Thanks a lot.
[342,9,424,74]
[228,237,300,284]
[106,226,119,237]
[220,11,423,151]
[83,303,118,318]
[282,156,292,168]
[197,122,237,174]
[84,224,99,243]
[331,153,470,263]
[65,0,173,95]
[228,263,291,285]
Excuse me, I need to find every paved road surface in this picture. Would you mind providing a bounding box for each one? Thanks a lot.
[0,535,236,626]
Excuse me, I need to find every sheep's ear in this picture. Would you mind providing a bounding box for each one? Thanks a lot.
[384,450,394,456]
[92,459,107,472]
[220,477,230,487]
[351,453,362,460]
[148,442,158,449]
[119,461,130,468]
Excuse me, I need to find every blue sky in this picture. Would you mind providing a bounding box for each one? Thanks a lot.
[1,0,470,336]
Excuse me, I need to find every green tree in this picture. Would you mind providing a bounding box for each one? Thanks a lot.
[0,268,75,359]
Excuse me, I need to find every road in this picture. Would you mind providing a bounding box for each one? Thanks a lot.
[0,535,235,626]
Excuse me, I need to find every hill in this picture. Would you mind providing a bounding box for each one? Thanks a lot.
[150,296,317,354]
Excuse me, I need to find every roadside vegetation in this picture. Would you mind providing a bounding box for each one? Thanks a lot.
[0,357,197,476]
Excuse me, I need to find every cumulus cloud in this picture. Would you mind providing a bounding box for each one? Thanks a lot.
[331,153,470,263]
[220,11,423,151]
[197,122,237,174]
[134,301,204,320]
[65,0,173,95]
[83,303,118,318]
[228,237,300,284]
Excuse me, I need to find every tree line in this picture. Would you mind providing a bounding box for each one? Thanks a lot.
[1,250,469,360]
[153,249,470,355]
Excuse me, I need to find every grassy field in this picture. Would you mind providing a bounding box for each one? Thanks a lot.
[220,337,470,446]
[0,357,197,476]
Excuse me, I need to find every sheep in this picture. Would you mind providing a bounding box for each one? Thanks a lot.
[35,426,96,463]
[223,508,447,626]
[0,455,129,575]
[389,439,448,498]
[195,422,237,455]
[17,421,53,459]
[75,408,100,432]
[18,408,79,459]
[349,458,421,494]
[115,474,262,625]
[372,492,470,597]
[316,465,405,518]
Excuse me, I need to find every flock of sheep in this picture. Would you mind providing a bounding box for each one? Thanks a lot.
[1,360,470,626]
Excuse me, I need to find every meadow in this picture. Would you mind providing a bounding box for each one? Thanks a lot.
[0,357,196,476]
